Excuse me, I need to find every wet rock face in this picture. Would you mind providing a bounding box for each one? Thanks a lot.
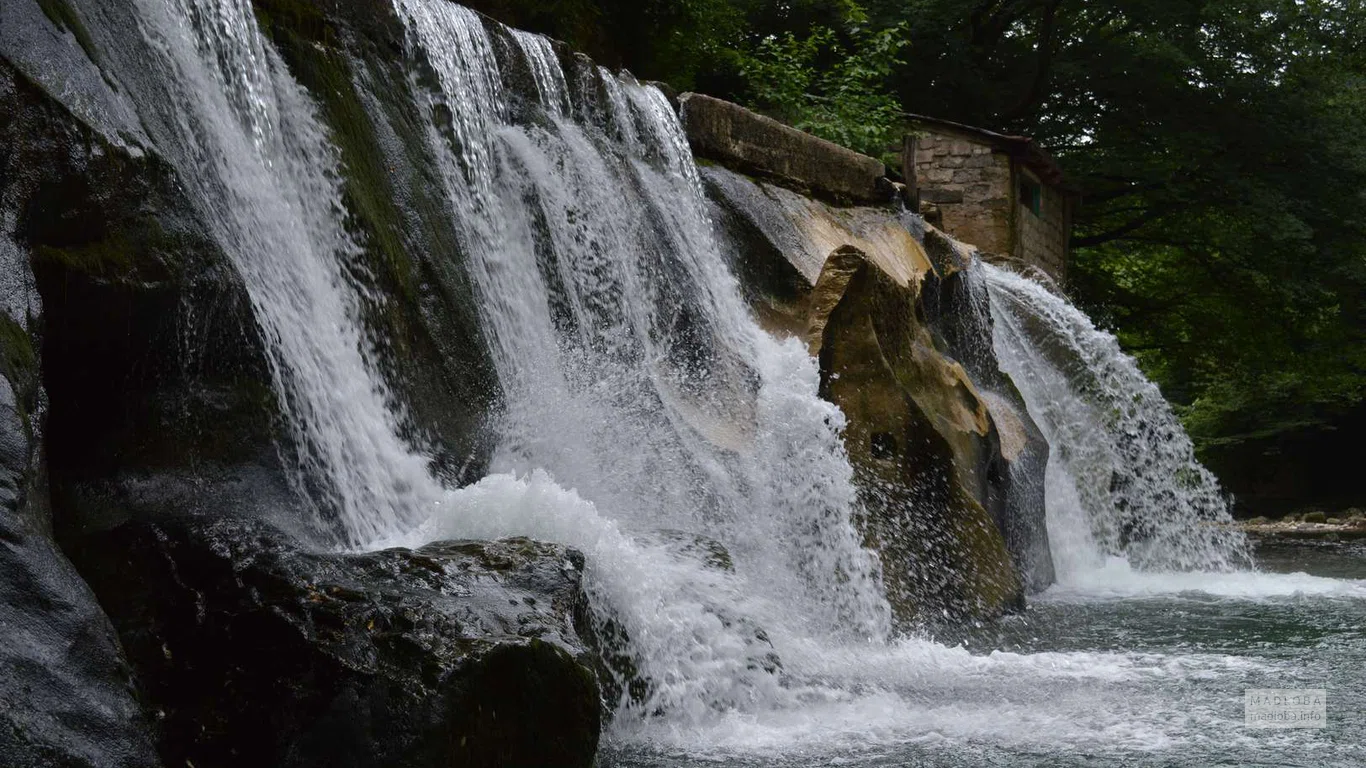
[919,231,1053,593]
[703,165,1038,627]
[0,61,161,768]
[65,505,600,768]
[812,247,1023,625]
[0,370,159,768]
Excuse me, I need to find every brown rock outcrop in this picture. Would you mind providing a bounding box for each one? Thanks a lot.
[703,166,1044,627]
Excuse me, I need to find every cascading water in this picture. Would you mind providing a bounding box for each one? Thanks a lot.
[121,0,439,545]
[978,261,1251,578]
[385,0,891,716]
[75,0,1365,762]
[117,0,896,722]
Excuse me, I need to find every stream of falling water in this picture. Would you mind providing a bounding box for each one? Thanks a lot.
[383,0,892,715]
[133,0,438,544]
[104,0,1366,762]
[979,261,1252,578]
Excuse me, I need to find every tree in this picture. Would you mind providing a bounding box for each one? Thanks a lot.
[857,0,1366,508]
[737,1,909,156]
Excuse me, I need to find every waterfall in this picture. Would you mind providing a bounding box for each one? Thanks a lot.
[124,0,439,545]
[385,0,891,717]
[978,261,1250,577]
[112,0,891,721]
[101,0,1259,737]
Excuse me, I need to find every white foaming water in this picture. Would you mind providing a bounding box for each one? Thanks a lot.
[129,0,437,544]
[392,0,888,718]
[978,261,1251,578]
[1041,556,1366,601]
[617,633,1280,759]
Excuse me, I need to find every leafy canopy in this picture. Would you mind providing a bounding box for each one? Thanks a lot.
[737,1,909,156]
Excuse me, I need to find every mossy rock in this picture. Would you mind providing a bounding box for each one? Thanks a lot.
[0,316,37,393]
[253,0,502,482]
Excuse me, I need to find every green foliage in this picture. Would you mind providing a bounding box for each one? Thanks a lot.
[737,1,907,156]
[466,0,749,91]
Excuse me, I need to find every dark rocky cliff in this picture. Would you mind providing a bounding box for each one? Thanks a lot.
[0,0,598,764]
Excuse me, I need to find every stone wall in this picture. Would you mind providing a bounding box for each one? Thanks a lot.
[913,132,1013,256]
[679,93,888,205]
[1015,174,1071,282]
[913,130,1070,283]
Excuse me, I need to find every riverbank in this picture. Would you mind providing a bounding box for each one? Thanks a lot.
[1231,511,1366,542]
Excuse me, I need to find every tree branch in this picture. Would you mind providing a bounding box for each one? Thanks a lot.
[1072,205,1177,247]
[970,0,1042,47]
[1001,0,1063,120]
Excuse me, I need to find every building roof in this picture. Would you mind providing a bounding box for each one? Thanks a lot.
[902,112,1076,192]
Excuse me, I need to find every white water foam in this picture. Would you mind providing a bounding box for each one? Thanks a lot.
[980,260,1251,576]
[392,0,889,718]
[615,633,1279,759]
[1042,556,1366,601]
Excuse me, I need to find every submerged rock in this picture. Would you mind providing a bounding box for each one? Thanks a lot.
[65,506,600,768]
[1235,517,1366,542]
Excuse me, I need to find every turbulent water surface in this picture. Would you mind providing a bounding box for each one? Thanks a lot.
[602,541,1366,767]
[87,0,1366,764]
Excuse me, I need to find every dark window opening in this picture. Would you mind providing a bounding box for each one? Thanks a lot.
[871,432,898,460]
[1020,177,1042,216]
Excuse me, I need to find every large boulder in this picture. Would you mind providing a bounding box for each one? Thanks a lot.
[703,166,1036,627]
[810,245,1022,624]
[63,496,600,768]
[0,0,532,761]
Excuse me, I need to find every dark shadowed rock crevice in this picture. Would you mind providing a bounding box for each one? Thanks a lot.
[918,230,1053,591]
[0,59,162,768]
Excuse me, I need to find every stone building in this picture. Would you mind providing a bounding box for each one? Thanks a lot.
[902,114,1076,282]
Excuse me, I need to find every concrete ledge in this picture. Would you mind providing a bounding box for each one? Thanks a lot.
[679,93,888,205]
